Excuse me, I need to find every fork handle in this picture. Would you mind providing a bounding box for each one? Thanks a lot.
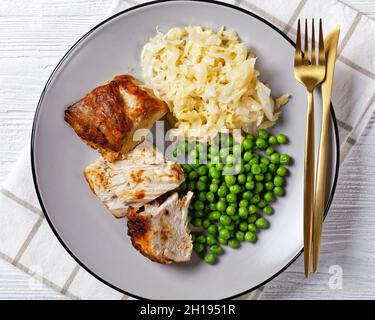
[304,90,315,277]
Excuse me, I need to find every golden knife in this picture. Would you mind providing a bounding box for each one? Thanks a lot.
[313,27,340,272]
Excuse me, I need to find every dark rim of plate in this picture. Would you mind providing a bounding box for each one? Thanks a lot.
[30,0,340,300]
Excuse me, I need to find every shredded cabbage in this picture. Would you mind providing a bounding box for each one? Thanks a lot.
[141,26,289,140]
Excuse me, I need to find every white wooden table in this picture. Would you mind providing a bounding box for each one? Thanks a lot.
[1,0,375,300]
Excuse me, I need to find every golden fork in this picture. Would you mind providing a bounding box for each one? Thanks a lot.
[294,19,326,277]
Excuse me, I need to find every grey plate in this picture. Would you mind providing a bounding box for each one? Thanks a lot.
[31,0,339,300]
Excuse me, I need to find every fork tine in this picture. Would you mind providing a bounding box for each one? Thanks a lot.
[294,19,302,66]
[311,19,316,65]
[318,19,325,65]
[303,19,309,65]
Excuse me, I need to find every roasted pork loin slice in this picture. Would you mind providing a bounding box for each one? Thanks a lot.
[127,191,193,264]
[84,143,185,218]
[64,75,168,162]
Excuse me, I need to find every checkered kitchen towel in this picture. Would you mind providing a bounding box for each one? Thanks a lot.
[0,0,374,299]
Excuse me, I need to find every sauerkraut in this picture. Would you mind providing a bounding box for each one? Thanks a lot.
[141,26,288,140]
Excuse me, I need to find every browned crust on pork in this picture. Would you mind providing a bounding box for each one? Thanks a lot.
[127,208,172,264]
[64,74,168,161]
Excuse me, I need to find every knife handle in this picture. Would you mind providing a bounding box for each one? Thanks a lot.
[313,108,330,272]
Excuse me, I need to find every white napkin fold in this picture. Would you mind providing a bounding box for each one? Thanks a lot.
[0,0,374,300]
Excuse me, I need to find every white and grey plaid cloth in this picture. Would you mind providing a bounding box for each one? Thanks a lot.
[0,0,374,299]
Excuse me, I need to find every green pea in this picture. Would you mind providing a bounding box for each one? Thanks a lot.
[242,191,253,200]
[218,237,228,245]
[188,181,196,191]
[199,176,209,184]
[194,210,205,218]
[229,184,241,194]
[247,174,254,181]
[206,234,216,246]
[220,214,232,226]
[226,154,235,165]
[248,214,257,223]
[251,194,260,203]
[219,228,230,240]
[256,217,270,229]
[274,176,284,187]
[204,253,216,264]
[268,135,277,145]
[245,232,257,243]
[258,199,267,209]
[265,146,275,156]
[245,181,255,190]
[190,149,199,160]
[270,153,280,164]
[192,217,202,228]
[226,205,236,216]
[212,178,221,185]
[239,222,248,232]
[248,204,258,214]
[194,200,205,211]
[244,163,251,172]
[276,134,288,144]
[210,245,222,255]
[274,186,285,197]
[251,164,261,175]
[198,192,206,202]
[268,163,277,173]
[224,175,236,185]
[188,171,198,180]
[238,207,249,219]
[235,231,245,241]
[209,145,219,156]
[265,182,274,191]
[209,203,217,211]
[226,193,237,203]
[259,164,268,174]
[263,205,273,215]
[243,151,252,162]
[183,164,192,174]
[258,129,270,140]
[206,192,215,203]
[191,233,196,242]
[218,186,229,198]
[196,235,206,244]
[217,200,227,212]
[276,166,288,177]
[248,223,257,233]
[280,154,291,165]
[249,158,259,166]
[219,148,230,158]
[209,211,220,221]
[194,242,205,253]
[225,224,236,231]
[208,184,217,193]
[264,172,272,182]
[242,138,254,150]
[232,144,242,155]
[255,174,264,181]
[264,191,274,202]
[211,168,221,179]
[239,199,248,207]
[255,182,264,193]
[197,165,208,176]
[228,238,240,248]
[202,218,211,229]
[206,225,216,236]
[180,182,187,191]
[237,174,246,184]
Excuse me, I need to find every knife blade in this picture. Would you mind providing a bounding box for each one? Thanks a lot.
[313,27,340,272]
